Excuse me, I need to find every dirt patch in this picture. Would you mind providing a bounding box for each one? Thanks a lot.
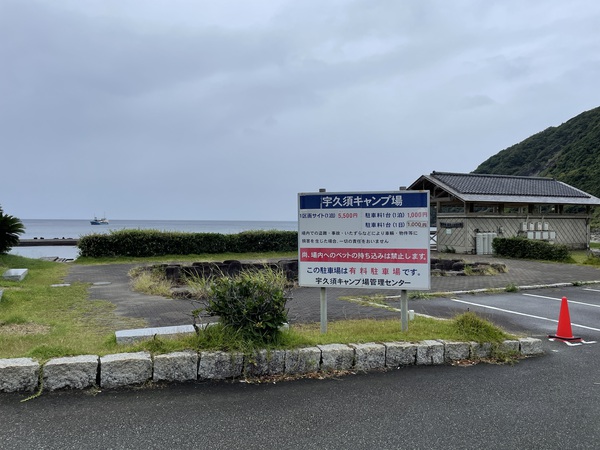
[0,323,51,335]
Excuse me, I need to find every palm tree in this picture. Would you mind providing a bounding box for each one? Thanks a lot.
[0,205,25,254]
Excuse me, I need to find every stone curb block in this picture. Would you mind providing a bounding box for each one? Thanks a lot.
[350,343,386,371]
[245,349,286,377]
[441,341,470,363]
[153,351,198,383]
[384,342,417,366]
[519,337,544,355]
[470,342,492,359]
[499,340,520,353]
[198,351,244,380]
[0,338,544,393]
[0,358,39,393]
[100,352,152,389]
[285,347,321,375]
[318,344,354,371]
[416,340,444,365]
[43,355,99,391]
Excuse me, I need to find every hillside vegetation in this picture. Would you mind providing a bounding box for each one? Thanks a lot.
[473,106,600,198]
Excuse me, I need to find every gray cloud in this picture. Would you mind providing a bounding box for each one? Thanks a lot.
[2,0,600,220]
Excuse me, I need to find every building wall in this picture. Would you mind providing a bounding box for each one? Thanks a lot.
[436,215,589,253]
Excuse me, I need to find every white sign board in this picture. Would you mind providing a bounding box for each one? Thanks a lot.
[298,191,430,290]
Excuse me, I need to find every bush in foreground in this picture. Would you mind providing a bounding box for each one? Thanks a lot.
[195,268,290,343]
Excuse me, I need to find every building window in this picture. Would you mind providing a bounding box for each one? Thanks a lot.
[532,204,558,214]
[563,205,587,214]
[440,204,464,213]
[503,206,527,214]
[471,204,498,213]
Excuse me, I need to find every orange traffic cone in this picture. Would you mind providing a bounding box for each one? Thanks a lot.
[549,296,581,341]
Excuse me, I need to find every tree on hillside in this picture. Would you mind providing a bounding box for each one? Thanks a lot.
[0,206,24,254]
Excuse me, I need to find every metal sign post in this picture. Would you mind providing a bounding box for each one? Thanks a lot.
[400,289,409,332]
[320,287,327,334]
[319,188,328,334]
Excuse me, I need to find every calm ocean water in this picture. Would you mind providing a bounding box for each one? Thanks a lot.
[10,219,298,260]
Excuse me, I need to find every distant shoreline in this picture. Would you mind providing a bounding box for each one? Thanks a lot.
[17,239,78,247]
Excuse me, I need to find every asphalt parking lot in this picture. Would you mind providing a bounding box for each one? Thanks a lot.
[406,285,600,342]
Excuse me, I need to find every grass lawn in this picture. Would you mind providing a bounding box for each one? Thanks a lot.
[1,252,517,361]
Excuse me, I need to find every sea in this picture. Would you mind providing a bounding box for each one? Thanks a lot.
[10,219,298,260]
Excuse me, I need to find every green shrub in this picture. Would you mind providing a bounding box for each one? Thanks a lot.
[452,312,507,343]
[202,268,290,343]
[492,236,570,261]
[78,229,295,258]
[226,230,297,253]
[0,206,24,254]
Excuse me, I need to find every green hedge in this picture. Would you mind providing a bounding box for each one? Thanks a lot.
[492,237,570,261]
[78,229,297,258]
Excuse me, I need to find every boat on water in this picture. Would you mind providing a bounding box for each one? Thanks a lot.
[90,216,109,225]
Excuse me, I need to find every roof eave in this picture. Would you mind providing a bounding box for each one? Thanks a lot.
[457,194,600,205]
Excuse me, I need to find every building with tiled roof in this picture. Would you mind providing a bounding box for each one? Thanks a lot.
[409,172,600,253]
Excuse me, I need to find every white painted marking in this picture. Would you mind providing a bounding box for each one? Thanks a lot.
[583,288,600,293]
[522,293,600,309]
[449,298,600,332]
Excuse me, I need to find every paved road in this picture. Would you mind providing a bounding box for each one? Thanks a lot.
[1,342,599,449]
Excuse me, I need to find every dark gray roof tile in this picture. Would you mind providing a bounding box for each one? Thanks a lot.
[431,172,590,198]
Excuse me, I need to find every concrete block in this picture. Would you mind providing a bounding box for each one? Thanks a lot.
[100,352,152,388]
[384,342,417,367]
[43,355,98,391]
[519,337,543,355]
[416,340,444,365]
[115,322,218,344]
[245,349,286,377]
[3,268,28,282]
[153,351,198,382]
[470,342,492,359]
[0,358,39,392]
[350,343,386,371]
[318,344,354,371]
[285,347,321,375]
[198,351,243,380]
[498,340,520,354]
[115,325,196,344]
[441,341,470,363]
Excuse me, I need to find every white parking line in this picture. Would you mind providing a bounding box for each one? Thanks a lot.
[449,298,600,332]
[522,293,600,309]
[583,288,600,293]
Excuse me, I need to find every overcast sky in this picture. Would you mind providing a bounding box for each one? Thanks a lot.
[2,0,600,221]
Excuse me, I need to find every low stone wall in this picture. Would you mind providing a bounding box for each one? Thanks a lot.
[0,338,543,393]
[162,259,299,283]
[160,258,506,289]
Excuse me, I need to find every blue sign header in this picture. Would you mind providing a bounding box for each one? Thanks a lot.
[299,191,428,210]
